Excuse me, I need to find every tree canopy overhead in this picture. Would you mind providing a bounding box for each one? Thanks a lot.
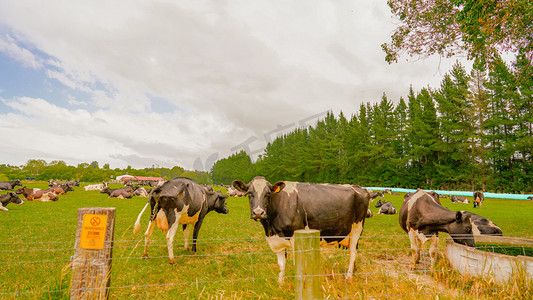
[382,0,533,65]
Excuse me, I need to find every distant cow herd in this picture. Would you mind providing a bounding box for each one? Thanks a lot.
[0,177,515,279]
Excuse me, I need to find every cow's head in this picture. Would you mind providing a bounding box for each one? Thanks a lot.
[9,193,24,205]
[233,176,284,220]
[448,211,475,247]
[210,191,229,214]
[13,180,22,187]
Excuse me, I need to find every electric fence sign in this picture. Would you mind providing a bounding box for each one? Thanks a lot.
[79,214,108,250]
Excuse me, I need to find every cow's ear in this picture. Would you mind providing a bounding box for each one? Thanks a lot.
[455,211,463,223]
[232,180,248,193]
[271,182,285,193]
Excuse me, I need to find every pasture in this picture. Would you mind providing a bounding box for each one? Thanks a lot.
[1,181,532,299]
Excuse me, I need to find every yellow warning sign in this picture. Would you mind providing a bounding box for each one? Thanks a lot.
[79,214,108,250]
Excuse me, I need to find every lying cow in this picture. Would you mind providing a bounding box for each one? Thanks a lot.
[0,192,24,211]
[232,176,370,283]
[226,186,246,197]
[461,211,502,236]
[15,187,58,202]
[450,195,469,204]
[473,191,484,208]
[0,180,22,191]
[399,189,475,270]
[133,187,150,197]
[375,200,397,214]
[84,182,107,191]
[101,186,133,199]
[382,188,400,195]
[368,190,384,201]
[134,177,229,263]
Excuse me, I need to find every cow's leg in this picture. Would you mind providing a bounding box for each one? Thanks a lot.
[346,220,364,280]
[142,220,157,258]
[408,228,419,270]
[275,251,287,284]
[429,234,439,266]
[266,235,293,284]
[182,225,189,251]
[165,209,181,265]
[190,219,204,253]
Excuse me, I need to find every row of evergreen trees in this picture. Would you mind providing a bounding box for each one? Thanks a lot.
[211,53,533,193]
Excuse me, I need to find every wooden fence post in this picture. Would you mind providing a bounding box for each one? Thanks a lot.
[70,207,116,300]
[294,229,321,300]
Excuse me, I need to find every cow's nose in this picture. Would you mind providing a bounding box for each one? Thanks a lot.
[252,207,266,219]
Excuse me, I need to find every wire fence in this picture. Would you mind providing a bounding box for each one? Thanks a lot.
[1,234,531,299]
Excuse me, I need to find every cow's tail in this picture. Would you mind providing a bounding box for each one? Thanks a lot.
[133,201,150,234]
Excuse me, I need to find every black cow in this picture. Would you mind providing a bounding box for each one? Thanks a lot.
[101,186,134,197]
[461,211,502,236]
[473,191,484,208]
[399,189,475,270]
[0,180,22,191]
[450,195,469,203]
[0,192,24,211]
[232,176,371,283]
[376,200,397,214]
[134,177,229,264]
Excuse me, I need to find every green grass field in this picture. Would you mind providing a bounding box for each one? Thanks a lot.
[1,182,532,299]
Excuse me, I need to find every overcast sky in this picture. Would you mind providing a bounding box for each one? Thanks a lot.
[0,1,470,171]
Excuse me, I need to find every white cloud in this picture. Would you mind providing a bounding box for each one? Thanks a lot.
[0,1,471,170]
[0,35,42,69]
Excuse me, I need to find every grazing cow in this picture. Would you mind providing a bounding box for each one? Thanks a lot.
[375,200,397,215]
[473,191,484,208]
[15,187,58,202]
[528,196,533,201]
[450,195,469,204]
[0,193,24,211]
[0,180,22,191]
[134,177,229,263]
[232,176,371,283]
[461,211,502,236]
[84,182,107,191]
[399,189,475,270]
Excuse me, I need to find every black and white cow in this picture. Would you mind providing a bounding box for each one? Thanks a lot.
[473,191,484,208]
[232,176,371,283]
[399,189,475,270]
[461,211,502,236]
[134,177,229,264]
[375,200,397,214]
[368,190,384,201]
[0,192,24,211]
[0,180,22,191]
[450,195,469,203]
[382,189,400,195]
